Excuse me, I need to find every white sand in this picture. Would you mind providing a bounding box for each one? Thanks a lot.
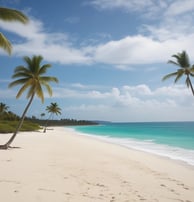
[0,126,194,202]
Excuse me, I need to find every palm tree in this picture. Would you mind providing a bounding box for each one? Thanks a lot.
[43,102,61,132]
[40,113,45,119]
[0,7,28,55]
[0,55,58,149]
[162,50,194,96]
[0,102,9,119]
[0,102,9,114]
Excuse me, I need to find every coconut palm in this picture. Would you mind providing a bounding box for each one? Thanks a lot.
[0,102,9,114]
[43,102,61,132]
[0,7,28,55]
[0,55,58,149]
[162,50,194,96]
[40,113,45,119]
[0,102,9,119]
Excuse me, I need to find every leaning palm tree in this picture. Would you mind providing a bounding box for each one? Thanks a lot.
[43,102,61,132]
[0,7,28,55]
[162,50,194,96]
[0,55,58,149]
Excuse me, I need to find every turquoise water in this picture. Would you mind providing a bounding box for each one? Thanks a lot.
[72,122,194,166]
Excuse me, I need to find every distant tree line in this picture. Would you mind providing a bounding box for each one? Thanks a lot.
[0,102,98,127]
[0,102,19,121]
[29,118,98,126]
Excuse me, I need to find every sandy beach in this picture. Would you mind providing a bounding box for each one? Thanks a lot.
[0,127,194,202]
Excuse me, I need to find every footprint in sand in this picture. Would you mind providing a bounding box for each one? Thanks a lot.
[177,182,190,190]
[0,179,21,184]
[96,183,106,187]
[160,184,180,195]
[38,188,56,192]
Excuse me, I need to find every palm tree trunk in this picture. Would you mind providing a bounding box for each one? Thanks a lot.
[43,113,52,133]
[188,77,194,96]
[0,93,35,149]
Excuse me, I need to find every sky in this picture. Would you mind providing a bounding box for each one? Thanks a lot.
[1,0,194,122]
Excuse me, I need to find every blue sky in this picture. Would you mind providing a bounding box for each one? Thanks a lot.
[1,0,194,122]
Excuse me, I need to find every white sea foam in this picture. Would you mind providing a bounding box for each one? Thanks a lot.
[70,128,194,166]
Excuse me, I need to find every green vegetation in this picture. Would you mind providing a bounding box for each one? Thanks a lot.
[0,102,9,114]
[0,7,28,55]
[0,121,40,133]
[44,102,62,132]
[0,107,40,133]
[0,102,97,133]
[0,55,58,149]
[31,118,98,127]
[162,50,194,96]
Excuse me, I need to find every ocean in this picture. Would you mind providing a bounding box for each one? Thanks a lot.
[71,122,194,166]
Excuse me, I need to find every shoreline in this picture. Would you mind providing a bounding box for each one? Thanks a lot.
[0,126,194,201]
[70,126,194,167]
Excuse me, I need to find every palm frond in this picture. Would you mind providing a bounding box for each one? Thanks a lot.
[174,70,184,83]
[40,76,58,83]
[0,32,12,55]
[162,72,178,81]
[175,51,189,67]
[35,83,44,103]
[16,81,31,98]
[190,65,194,76]
[38,64,52,75]
[14,65,28,72]
[12,72,31,79]
[164,51,194,96]
[167,60,179,66]
[0,7,28,24]
[43,82,53,97]
[23,56,32,66]
[9,55,58,103]
[27,85,37,100]
[46,102,61,115]
[181,51,190,67]
[34,55,43,66]
[56,110,62,115]
[9,78,29,88]
[169,51,190,68]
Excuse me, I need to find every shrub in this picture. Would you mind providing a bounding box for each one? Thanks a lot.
[0,121,41,133]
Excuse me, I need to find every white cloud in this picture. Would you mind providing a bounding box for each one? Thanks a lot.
[2,81,194,121]
[154,85,190,97]
[88,0,194,19]
[0,18,44,40]
[165,0,194,17]
[0,18,91,64]
[87,0,157,13]
[88,0,194,66]
[61,83,194,121]
[0,1,194,67]
[123,84,152,96]
[52,83,194,109]
[93,34,194,65]
[53,83,193,101]
[53,87,112,99]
